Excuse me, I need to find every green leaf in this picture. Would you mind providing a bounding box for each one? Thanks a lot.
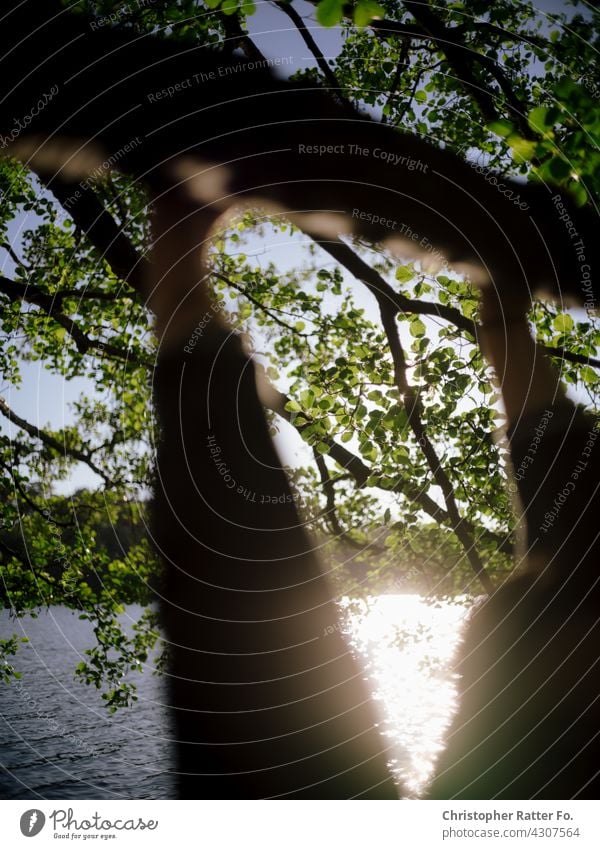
[316,0,344,27]
[487,118,515,138]
[508,135,537,162]
[409,318,426,338]
[221,0,238,14]
[353,0,385,27]
[569,181,588,208]
[527,106,553,133]
[580,366,597,385]
[553,313,574,333]
[548,156,571,180]
[300,389,315,407]
[395,265,415,283]
[414,90,427,104]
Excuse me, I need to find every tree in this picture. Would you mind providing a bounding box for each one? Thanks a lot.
[0,0,598,796]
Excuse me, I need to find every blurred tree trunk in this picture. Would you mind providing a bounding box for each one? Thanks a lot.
[153,326,397,797]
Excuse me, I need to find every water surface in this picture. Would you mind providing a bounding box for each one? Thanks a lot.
[0,596,468,799]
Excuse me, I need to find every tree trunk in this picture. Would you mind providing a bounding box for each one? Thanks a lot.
[153,324,397,797]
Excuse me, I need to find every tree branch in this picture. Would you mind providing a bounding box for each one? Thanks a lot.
[0,274,152,368]
[311,234,475,328]
[306,237,600,369]
[213,270,313,338]
[218,11,269,63]
[274,1,355,114]
[377,300,493,593]
[331,2,535,139]
[313,448,348,538]
[34,175,149,298]
[381,35,412,124]
[280,236,493,590]
[0,397,111,485]
[260,374,513,558]
[400,0,532,138]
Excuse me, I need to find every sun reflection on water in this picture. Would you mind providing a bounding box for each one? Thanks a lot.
[346,594,470,797]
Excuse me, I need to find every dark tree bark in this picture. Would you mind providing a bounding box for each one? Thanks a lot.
[153,325,397,798]
[1,1,597,305]
[427,401,600,799]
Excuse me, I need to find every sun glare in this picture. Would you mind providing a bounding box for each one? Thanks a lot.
[347,594,470,797]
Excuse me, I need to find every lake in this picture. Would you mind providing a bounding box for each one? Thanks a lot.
[0,596,468,799]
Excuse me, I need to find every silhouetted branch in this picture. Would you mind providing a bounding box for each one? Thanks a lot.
[0,397,111,485]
